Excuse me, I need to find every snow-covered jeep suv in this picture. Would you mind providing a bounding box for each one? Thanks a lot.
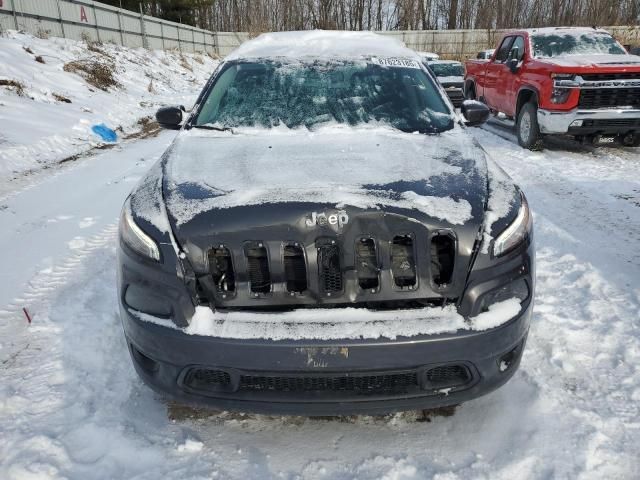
[117,31,534,415]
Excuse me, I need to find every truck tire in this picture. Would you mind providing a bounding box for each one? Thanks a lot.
[464,83,476,100]
[516,101,543,150]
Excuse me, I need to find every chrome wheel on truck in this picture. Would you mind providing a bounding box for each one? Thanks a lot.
[517,101,543,150]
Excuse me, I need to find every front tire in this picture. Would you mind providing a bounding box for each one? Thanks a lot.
[516,101,543,150]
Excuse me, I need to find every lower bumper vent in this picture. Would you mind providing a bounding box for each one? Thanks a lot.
[424,365,470,389]
[239,372,418,394]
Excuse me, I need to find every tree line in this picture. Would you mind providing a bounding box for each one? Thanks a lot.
[101,0,639,32]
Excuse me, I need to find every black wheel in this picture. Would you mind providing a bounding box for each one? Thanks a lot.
[464,83,476,100]
[516,101,543,150]
[622,133,640,147]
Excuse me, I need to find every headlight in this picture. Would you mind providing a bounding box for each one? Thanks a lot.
[551,87,571,104]
[119,198,160,261]
[493,192,531,257]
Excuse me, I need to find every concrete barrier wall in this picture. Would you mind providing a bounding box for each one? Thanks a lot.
[0,0,249,55]
[1,1,638,58]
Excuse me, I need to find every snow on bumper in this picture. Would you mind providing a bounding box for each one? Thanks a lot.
[537,107,640,134]
[120,300,531,415]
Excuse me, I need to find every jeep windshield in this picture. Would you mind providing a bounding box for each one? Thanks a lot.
[532,32,627,58]
[193,59,453,133]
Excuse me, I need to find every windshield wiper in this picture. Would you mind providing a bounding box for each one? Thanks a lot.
[192,124,235,133]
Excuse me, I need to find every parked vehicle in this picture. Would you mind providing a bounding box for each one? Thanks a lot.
[476,49,495,60]
[465,27,640,149]
[427,60,465,107]
[118,31,534,415]
[417,51,440,62]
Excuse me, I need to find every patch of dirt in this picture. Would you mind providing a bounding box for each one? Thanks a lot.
[124,116,161,140]
[52,93,71,103]
[0,79,25,96]
[417,405,458,422]
[63,59,120,91]
[23,46,34,54]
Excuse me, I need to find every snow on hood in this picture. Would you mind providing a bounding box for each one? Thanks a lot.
[539,54,640,67]
[437,76,464,84]
[226,30,420,62]
[162,124,487,227]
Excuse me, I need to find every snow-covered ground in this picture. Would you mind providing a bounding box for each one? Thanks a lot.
[0,31,218,196]
[1,33,640,480]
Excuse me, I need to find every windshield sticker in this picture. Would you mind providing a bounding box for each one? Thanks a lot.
[371,57,421,69]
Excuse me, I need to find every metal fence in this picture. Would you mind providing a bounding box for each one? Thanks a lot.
[0,0,248,55]
[1,0,638,59]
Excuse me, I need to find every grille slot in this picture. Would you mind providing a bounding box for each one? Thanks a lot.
[185,369,232,391]
[246,245,271,294]
[391,235,416,288]
[283,244,307,293]
[208,247,235,293]
[581,73,640,81]
[431,234,455,286]
[581,118,640,128]
[356,238,379,290]
[579,88,640,109]
[424,365,470,389]
[318,243,342,293]
[239,372,419,395]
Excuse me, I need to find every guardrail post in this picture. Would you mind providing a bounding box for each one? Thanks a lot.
[139,2,148,49]
[54,0,66,38]
[160,21,165,49]
[191,27,195,52]
[92,3,101,42]
[9,0,18,30]
[116,7,124,46]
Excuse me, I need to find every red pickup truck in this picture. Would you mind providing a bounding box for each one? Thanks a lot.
[465,27,640,149]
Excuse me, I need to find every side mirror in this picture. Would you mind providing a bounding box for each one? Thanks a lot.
[156,106,183,130]
[508,57,519,73]
[461,100,490,127]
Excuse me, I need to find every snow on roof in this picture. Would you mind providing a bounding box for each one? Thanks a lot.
[525,26,610,36]
[427,60,462,65]
[226,30,419,61]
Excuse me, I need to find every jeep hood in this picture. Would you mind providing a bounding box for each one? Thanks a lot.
[159,126,505,270]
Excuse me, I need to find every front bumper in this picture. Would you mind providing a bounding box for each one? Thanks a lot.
[537,107,640,134]
[120,301,532,415]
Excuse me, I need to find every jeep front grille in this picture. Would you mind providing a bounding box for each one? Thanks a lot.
[208,246,235,293]
[246,244,271,294]
[391,235,416,289]
[317,243,343,294]
[356,238,379,290]
[431,234,455,286]
[283,244,307,293]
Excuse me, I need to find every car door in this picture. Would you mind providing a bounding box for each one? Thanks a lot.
[498,35,526,116]
[483,36,515,110]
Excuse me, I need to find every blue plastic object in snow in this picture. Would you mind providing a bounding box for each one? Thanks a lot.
[91,124,117,142]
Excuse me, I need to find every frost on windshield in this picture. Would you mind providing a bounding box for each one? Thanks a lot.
[194,60,453,133]
[532,32,626,58]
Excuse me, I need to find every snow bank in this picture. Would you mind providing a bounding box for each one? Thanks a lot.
[0,30,218,184]
[133,298,521,341]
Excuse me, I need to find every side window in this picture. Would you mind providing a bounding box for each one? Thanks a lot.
[494,36,515,63]
[510,36,525,62]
